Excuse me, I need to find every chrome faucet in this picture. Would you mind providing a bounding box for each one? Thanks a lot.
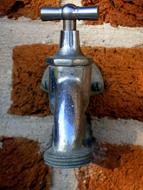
[40,4,104,168]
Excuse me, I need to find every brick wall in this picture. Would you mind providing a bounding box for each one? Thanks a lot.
[9,45,143,121]
[0,137,51,190]
[82,0,143,27]
[0,0,60,19]
[0,0,143,189]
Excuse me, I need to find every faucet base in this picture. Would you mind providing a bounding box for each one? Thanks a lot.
[44,147,92,168]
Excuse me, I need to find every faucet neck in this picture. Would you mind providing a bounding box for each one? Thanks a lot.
[63,20,76,31]
[56,20,83,57]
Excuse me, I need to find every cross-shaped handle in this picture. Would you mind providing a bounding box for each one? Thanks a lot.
[40,4,98,21]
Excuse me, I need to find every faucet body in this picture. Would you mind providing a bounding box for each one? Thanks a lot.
[40,4,104,168]
[49,65,91,152]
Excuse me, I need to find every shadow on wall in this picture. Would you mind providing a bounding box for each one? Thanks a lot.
[92,140,133,169]
[76,142,143,189]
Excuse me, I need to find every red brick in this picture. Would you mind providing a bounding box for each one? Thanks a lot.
[0,0,60,19]
[9,44,143,121]
[0,137,51,190]
[82,0,143,27]
[76,143,143,190]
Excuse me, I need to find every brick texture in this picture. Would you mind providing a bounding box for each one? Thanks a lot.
[0,0,60,19]
[77,142,143,190]
[82,0,143,27]
[9,44,58,116]
[9,44,143,121]
[0,137,51,190]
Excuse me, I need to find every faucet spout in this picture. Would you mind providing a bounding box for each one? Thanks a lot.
[54,78,84,152]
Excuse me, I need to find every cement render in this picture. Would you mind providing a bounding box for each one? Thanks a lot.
[0,6,143,189]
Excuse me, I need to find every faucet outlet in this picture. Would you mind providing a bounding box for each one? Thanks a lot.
[40,4,104,168]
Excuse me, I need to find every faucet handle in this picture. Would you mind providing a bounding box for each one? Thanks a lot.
[40,4,98,21]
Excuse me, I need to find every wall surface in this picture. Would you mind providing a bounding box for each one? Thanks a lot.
[0,0,143,189]
[0,137,51,190]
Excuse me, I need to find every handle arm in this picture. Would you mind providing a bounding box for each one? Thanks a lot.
[40,4,98,21]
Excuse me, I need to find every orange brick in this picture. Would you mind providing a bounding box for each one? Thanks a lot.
[0,0,60,19]
[77,143,143,190]
[82,0,143,27]
[0,137,51,190]
[9,44,143,121]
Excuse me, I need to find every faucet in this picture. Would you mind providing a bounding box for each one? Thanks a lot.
[40,4,104,168]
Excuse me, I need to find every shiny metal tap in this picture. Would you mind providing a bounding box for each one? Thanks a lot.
[40,4,104,168]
